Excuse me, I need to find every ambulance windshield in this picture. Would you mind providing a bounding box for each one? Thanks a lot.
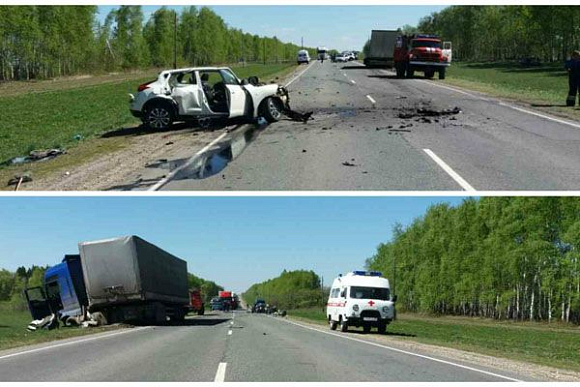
[350,286,390,300]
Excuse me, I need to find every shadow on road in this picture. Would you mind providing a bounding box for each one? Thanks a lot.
[347,329,417,338]
[101,119,235,139]
[341,65,368,70]
[530,103,570,108]
[131,318,231,327]
[368,74,399,80]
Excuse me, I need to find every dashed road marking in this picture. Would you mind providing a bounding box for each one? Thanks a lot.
[228,330,233,336]
[423,149,476,192]
[214,362,227,382]
[350,80,356,84]
[366,95,376,105]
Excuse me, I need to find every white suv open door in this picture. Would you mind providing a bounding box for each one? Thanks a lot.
[220,69,247,118]
[170,71,203,116]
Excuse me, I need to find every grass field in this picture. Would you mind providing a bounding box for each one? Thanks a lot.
[446,61,580,119]
[0,307,121,351]
[288,308,580,372]
[0,62,297,166]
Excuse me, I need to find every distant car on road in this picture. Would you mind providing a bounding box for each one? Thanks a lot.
[129,67,289,130]
[252,299,267,313]
[297,50,311,65]
[335,54,349,63]
[211,297,224,311]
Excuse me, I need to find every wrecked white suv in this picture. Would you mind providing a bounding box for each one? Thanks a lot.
[129,67,289,130]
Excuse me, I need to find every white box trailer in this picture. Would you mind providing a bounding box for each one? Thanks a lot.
[364,30,398,68]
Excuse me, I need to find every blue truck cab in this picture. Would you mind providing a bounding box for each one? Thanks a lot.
[25,255,88,321]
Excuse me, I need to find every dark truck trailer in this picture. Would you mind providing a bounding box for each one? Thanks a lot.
[79,236,189,324]
[363,30,398,68]
[25,236,190,326]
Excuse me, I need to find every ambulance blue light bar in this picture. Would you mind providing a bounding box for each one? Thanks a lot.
[352,270,382,277]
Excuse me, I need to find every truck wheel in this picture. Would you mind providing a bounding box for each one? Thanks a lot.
[198,306,205,316]
[406,66,414,78]
[145,103,173,130]
[378,323,387,334]
[439,68,446,80]
[363,325,371,333]
[260,97,283,123]
[339,318,348,332]
[425,70,435,79]
[329,318,337,331]
[92,311,108,326]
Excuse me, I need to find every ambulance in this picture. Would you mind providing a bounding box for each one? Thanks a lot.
[327,271,396,333]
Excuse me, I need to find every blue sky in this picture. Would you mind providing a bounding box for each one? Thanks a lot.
[97,5,447,52]
[0,196,465,292]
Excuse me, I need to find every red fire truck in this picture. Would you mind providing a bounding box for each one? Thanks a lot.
[393,34,452,79]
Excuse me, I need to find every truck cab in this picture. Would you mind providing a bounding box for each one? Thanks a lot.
[394,34,451,79]
[25,255,87,323]
[327,271,396,334]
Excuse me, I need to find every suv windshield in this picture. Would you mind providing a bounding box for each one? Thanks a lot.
[412,40,442,49]
[350,286,390,300]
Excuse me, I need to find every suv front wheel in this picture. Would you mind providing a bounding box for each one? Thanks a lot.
[260,97,283,123]
[145,104,173,130]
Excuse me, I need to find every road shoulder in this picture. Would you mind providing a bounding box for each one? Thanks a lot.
[284,315,580,382]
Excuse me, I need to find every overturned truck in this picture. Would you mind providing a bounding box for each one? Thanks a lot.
[25,236,190,327]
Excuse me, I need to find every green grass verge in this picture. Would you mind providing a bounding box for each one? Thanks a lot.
[445,61,580,120]
[0,63,297,166]
[288,308,580,372]
[0,307,122,351]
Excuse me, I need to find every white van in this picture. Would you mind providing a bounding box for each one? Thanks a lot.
[327,271,396,333]
[297,50,310,65]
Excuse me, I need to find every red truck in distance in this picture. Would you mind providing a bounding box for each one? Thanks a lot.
[218,291,239,311]
[394,34,452,79]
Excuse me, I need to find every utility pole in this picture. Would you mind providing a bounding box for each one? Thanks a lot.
[263,40,266,65]
[393,255,397,320]
[173,12,177,69]
[301,37,304,49]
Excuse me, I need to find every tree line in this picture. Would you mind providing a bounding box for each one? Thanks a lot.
[0,265,223,310]
[415,6,580,62]
[366,197,580,324]
[242,269,324,310]
[0,5,315,81]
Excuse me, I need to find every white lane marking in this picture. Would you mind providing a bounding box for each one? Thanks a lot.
[228,330,233,335]
[285,61,315,88]
[418,79,580,130]
[343,73,347,77]
[148,131,229,191]
[230,320,234,325]
[280,318,522,382]
[214,362,227,382]
[350,80,356,84]
[423,149,476,192]
[0,326,151,361]
[366,95,376,104]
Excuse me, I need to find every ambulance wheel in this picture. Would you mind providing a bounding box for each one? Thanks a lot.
[439,68,446,80]
[339,318,348,332]
[363,325,371,333]
[378,323,387,334]
[329,319,337,330]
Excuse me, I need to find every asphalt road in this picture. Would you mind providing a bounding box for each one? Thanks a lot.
[154,61,580,191]
[0,312,534,382]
